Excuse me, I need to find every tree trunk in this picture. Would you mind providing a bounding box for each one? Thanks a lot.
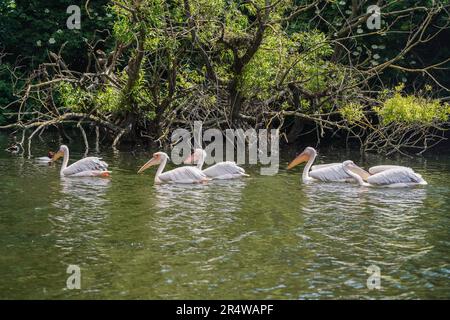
[229,78,243,124]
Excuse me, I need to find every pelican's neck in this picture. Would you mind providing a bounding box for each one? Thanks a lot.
[302,152,316,183]
[196,151,205,170]
[61,148,69,176]
[155,156,168,183]
[344,165,370,186]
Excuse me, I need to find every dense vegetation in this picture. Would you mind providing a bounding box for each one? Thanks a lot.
[1,0,449,155]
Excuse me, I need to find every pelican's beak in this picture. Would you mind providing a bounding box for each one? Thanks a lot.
[183,153,195,165]
[347,163,371,181]
[287,151,309,169]
[51,151,64,162]
[137,157,158,174]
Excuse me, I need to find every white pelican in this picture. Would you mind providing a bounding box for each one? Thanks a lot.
[183,148,249,180]
[342,160,427,188]
[287,146,367,183]
[52,145,110,177]
[138,151,209,184]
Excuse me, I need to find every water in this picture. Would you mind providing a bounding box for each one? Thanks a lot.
[0,133,449,299]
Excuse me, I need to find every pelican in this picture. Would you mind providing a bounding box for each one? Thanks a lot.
[52,145,110,177]
[287,146,367,183]
[183,148,249,180]
[342,160,427,187]
[138,151,209,184]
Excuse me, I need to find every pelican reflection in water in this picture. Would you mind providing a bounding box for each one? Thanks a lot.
[296,182,430,296]
[153,179,247,215]
[58,176,112,202]
[151,180,247,241]
[50,177,112,261]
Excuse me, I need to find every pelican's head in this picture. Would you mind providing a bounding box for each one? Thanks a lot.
[183,148,206,165]
[52,145,68,162]
[342,160,356,170]
[342,160,371,180]
[287,147,316,169]
[138,152,169,173]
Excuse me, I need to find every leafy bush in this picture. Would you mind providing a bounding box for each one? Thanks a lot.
[375,85,450,124]
[340,103,364,124]
[57,82,93,112]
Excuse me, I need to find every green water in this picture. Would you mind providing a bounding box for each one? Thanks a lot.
[0,134,449,299]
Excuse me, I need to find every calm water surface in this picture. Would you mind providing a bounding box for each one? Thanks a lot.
[0,134,449,299]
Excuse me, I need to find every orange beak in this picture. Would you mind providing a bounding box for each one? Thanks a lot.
[287,151,310,169]
[51,150,64,162]
[137,157,159,174]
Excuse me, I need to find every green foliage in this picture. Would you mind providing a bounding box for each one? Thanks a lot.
[340,102,364,124]
[240,33,284,99]
[1,0,448,144]
[95,86,122,113]
[241,29,337,100]
[298,0,450,90]
[375,84,450,124]
[0,0,114,69]
[57,82,93,112]
[0,0,115,110]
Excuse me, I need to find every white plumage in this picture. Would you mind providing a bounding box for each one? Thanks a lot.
[158,166,208,184]
[62,157,109,177]
[139,151,209,184]
[203,161,247,180]
[35,156,52,163]
[309,163,353,182]
[35,151,55,163]
[367,167,426,186]
[184,149,248,180]
[310,163,341,171]
[343,160,427,188]
[288,147,363,183]
[368,165,408,175]
[53,145,110,177]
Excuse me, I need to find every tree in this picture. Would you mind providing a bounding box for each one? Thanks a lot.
[1,0,449,156]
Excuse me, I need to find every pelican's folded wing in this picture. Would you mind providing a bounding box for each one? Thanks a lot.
[368,165,410,175]
[203,161,247,179]
[62,157,109,176]
[159,166,207,183]
[310,163,341,171]
[309,164,351,182]
[367,168,423,185]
